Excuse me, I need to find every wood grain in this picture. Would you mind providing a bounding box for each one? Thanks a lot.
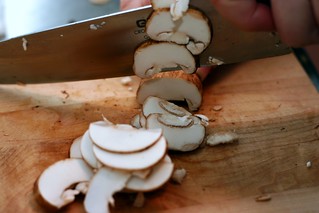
[0,54,319,212]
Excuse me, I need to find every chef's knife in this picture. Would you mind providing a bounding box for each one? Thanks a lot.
[0,0,291,84]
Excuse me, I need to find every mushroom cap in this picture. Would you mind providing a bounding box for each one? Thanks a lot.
[93,136,167,171]
[137,71,202,111]
[126,155,174,191]
[146,113,205,151]
[133,41,196,78]
[35,159,94,209]
[89,121,162,153]
[146,8,211,55]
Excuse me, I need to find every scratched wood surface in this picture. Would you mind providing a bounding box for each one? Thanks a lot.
[0,54,319,212]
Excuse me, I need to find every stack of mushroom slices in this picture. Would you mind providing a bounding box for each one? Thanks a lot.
[35,120,174,213]
[131,96,208,152]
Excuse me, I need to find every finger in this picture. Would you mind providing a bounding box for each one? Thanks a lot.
[271,0,319,47]
[120,0,150,11]
[211,0,275,31]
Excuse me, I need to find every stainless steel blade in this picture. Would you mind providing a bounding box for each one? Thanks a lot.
[0,0,291,84]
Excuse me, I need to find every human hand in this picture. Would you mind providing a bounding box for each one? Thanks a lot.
[211,0,319,47]
[120,0,150,11]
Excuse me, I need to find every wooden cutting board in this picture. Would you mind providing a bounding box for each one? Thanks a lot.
[1,54,319,212]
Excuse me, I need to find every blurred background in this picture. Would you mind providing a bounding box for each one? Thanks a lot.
[0,0,120,40]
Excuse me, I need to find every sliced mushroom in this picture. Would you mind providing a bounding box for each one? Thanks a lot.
[34,159,94,209]
[93,136,167,171]
[89,122,162,153]
[146,113,205,151]
[131,114,142,129]
[69,136,83,159]
[151,0,190,21]
[84,167,131,213]
[126,155,174,191]
[81,130,100,169]
[137,71,202,111]
[146,8,211,55]
[142,96,191,117]
[133,41,196,78]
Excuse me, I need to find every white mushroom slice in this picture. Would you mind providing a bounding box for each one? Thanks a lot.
[35,159,94,209]
[89,122,162,153]
[84,167,131,213]
[151,0,190,21]
[81,131,100,169]
[146,114,205,151]
[75,182,90,194]
[137,71,202,111]
[133,41,196,78]
[69,136,83,159]
[131,114,142,129]
[139,112,147,128]
[142,96,191,118]
[132,169,152,179]
[126,155,174,191]
[146,8,211,55]
[93,136,167,171]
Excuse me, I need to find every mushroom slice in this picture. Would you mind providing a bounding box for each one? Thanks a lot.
[146,114,205,151]
[131,114,142,129]
[146,8,211,55]
[84,167,131,213]
[81,130,100,169]
[137,71,202,111]
[142,96,191,118]
[35,159,93,209]
[69,136,83,159]
[93,136,167,171]
[133,41,196,78]
[126,155,174,191]
[89,122,162,153]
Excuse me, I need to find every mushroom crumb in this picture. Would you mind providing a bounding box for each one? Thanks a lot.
[22,38,28,51]
[208,56,224,65]
[89,24,99,30]
[206,132,238,146]
[120,76,133,86]
[133,192,145,208]
[171,168,187,184]
[306,161,312,168]
[255,194,272,202]
[212,105,223,111]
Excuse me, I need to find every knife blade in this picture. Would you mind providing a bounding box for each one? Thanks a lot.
[0,0,291,84]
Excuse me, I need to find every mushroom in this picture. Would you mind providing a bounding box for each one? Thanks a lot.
[136,70,202,111]
[126,155,174,191]
[133,41,196,78]
[84,167,131,213]
[34,158,94,209]
[152,0,190,21]
[81,130,101,169]
[142,96,191,118]
[93,136,167,171]
[131,114,142,129]
[69,136,83,159]
[89,121,162,153]
[146,113,205,151]
[146,8,211,55]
